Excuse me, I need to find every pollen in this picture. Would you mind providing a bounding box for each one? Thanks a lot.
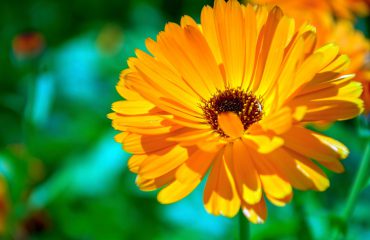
[201,88,263,137]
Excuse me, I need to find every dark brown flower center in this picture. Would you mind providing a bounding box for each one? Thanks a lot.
[201,88,263,137]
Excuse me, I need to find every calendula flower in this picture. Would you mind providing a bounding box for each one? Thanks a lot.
[251,0,370,19]
[109,0,363,223]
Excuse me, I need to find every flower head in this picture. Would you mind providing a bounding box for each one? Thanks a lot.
[109,0,363,223]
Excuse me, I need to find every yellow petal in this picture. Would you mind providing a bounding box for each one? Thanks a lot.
[183,25,225,90]
[158,149,218,204]
[258,15,295,98]
[265,191,293,207]
[258,107,292,134]
[243,134,284,154]
[200,6,223,65]
[180,15,198,27]
[241,4,258,90]
[112,100,158,115]
[139,145,192,179]
[251,150,292,200]
[114,132,128,143]
[128,154,147,173]
[157,180,199,204]
[214,0,245,88]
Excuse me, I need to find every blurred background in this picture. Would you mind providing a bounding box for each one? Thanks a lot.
[0,0,369,239]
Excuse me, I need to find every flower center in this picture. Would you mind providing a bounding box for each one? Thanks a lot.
[201,88,263,137]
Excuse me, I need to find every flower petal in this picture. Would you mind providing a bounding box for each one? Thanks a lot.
[136,169,176,191]
[218,112,244,138]
[139,145,193,179]
[243,134,284,154]
[251,150,292,200]
[287,149,330,191]
[229,140,262,205]
[204,149,240,217]
[282,126,349,162]
[242,197,267,224]
[266,148,315,190]
[157,149,218,204]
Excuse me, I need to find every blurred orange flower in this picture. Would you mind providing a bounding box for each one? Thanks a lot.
[110,0,363,223]
[329,0,370,19]
[12,32,45,60]
[329,21,370,113]
[251,0,370,19]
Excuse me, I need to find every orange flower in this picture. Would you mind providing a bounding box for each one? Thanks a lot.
[12,32,45,60]
[109,0,363,223]
[251,0,370,19]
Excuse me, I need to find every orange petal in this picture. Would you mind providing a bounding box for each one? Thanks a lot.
[204,149,240,217]
[213,0,245,88]
[230,140,262,205]
[217,112,244,138]
[318,160,345,173]
[287,149,330,191]
[266,148,315,190]
[242,197,267,224]
[282,126,349,162]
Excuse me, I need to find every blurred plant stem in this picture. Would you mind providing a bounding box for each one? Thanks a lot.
[22,68,38,149]
[239,211,249,240]
[332,138,370,239]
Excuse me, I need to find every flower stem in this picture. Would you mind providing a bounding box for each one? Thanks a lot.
[239,211,250,240]
[332,138,370,239]
[343,139,370,219]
